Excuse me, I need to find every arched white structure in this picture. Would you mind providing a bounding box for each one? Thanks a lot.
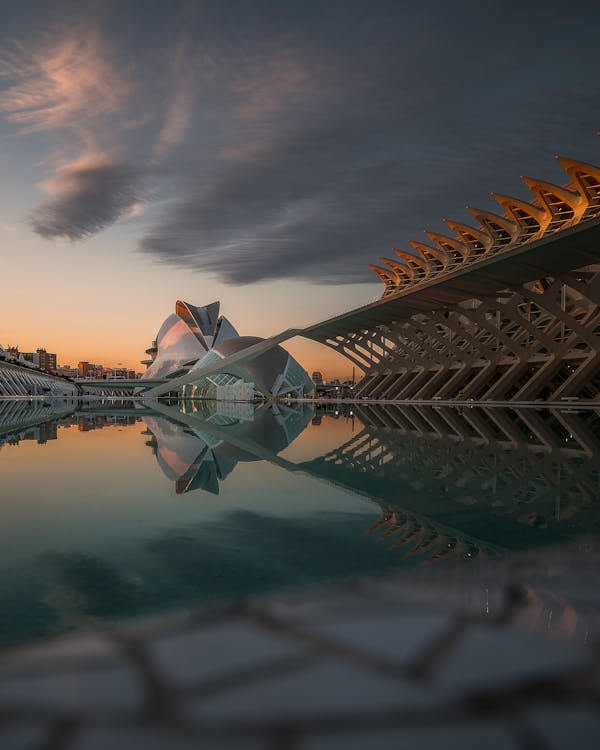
[141,301,313,400]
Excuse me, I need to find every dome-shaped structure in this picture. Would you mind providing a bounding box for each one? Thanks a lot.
[141,301,313,400]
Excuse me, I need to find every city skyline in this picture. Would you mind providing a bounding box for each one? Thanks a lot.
[2,0,600,377]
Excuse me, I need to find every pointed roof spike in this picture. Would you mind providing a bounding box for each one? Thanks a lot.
[423,230,463,247]
[394,249,430,272]
[423,230,468,260]
[380,256,413,275]
[369,261,394,272]
[175,300,221,349]
[407,240,447,263]
[491,192,546,222]
[466,206,517,231]
[556,156,600,200]
[444,219,493,246]
[521,175,581,205]
[556,155,600,173]
[368,263,398,284]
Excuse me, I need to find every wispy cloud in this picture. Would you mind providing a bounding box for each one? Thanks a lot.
[153,38,199,159]
[230,50,313,122]
[0,26,146,240]
[0,29,134,151]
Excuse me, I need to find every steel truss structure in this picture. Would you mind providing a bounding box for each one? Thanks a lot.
[353,270,600,401]
[304,155,600,401]
[0,360,77,398]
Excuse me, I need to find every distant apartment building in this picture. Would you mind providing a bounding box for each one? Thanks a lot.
[76,362,138,380]
[104,367,137,380]
[78,361,97,378]
[8,346,57,372]
[57,365,79,379]
[32,349,57,372]
[312,371,323,385]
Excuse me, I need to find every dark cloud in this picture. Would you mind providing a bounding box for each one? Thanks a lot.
[139,73,600,283]
[29,159,146,241]
[5,0,600,282]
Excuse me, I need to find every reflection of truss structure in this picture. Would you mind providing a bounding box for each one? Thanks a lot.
[303,406,600,552]
[0,398,75,444]
[2,398,599,567]
[303,156,600,401]
[365,503,502,565]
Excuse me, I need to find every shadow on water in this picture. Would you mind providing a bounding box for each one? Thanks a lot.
[1,398,599,647]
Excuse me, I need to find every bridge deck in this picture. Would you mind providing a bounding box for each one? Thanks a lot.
[78,379,168,388]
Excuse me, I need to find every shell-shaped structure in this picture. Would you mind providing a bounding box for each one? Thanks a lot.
[141,301,313,399]
[142,300,239,380]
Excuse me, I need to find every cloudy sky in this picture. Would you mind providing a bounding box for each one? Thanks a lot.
[1,0,600,373]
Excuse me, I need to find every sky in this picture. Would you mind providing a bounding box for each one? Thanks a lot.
[1,0,600,376]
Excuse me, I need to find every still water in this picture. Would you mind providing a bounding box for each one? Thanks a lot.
[1,398,599,649]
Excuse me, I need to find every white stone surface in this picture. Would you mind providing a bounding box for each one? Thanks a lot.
[0,724,48,750]
[150,620,307,686]
[69,726,266,750]
[301,722,520,750]
[524,706,600,750]
[0,666,143,714]
[0,632,120,677]
[191,659,434,723]
[302,611,453,666]
[435,625,588,690]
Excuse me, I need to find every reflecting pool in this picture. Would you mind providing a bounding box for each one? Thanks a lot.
[1,398,599,649]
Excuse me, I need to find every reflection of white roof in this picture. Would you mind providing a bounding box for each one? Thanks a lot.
[142,404,314,493]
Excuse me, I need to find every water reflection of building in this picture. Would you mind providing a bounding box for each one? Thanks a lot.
[0,422,58,448]
[0,399,75,448]
[74,415,138,432]
[365,503,502,565]
[2,401,599,648]
[299,405,600,554]
[2,397,599,563]
[147,401,600,563]
[0,400,144,450]
[142,402,313,494]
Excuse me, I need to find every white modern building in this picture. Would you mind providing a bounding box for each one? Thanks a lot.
[141,301,313,401]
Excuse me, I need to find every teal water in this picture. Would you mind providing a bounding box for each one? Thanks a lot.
[1,399,599,649]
